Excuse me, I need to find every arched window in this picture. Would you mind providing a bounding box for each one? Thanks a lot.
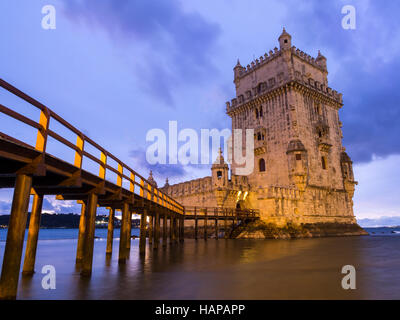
[259,106,263,117]
[321,156,327,170]
[217,171,222,179]
[255,108,259,119]
[259,158,266,172]
[257,133,261,141]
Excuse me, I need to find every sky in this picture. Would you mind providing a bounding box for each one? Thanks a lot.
[0,0,399,222]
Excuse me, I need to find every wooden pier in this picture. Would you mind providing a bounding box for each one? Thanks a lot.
[0,79,259,299]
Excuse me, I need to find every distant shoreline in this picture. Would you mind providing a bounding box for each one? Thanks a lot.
[0,213,140,229]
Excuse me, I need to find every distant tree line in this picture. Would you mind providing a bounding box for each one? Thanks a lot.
[0,213,140,229]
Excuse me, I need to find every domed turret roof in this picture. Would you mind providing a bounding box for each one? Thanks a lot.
[147,170,158,187]
[316,50,326,61]
[278,27,292,40]
[212,148,229,169]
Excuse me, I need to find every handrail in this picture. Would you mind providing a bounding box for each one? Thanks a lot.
[183,206,260,218]
[0,79,184,214]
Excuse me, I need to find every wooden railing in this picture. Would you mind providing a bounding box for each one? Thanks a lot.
[0,79,184,214]
[184,206,260,219]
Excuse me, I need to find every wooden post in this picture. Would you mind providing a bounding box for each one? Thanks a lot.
[118,202,130,264]
[178,218,183,242]
[180,216,185,242]
[174,215,179,243]
[139,209,147,254]
[0,174,32,300]
[106,208,115,255]
[204,208,208,240]
[127,211,132,250]
[224,208,228,239]
[76,201,86,264]
[169,215,173,243]
[148,215,153,245]
[163,213,167,247]
[22,193,44,275]
[172,216,177,243]
[154,212,160,249]
[215,210,219,240]
[194,207,198,240]
[81,193,98,277]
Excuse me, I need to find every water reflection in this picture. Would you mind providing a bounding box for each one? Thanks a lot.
[1,235,399,299]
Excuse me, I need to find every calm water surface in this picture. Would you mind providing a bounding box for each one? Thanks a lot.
[0,228,399,299]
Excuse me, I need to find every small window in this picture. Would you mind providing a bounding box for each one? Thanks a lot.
[284,39,288,43]
[257,133,261,141]
[296,154,302,161]
[321,156,327,170]
[217,171,222,179]
[255,109,259,119]
[259,159,266,172]
[259,106,263,117]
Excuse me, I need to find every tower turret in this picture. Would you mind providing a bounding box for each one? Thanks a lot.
[233,59,244,87]
[212,148,229,188]
[286,140,308,192]
[147,170,157,188]
[340,151,357,199]
[316,50,327,70]
[278,27,292,50]
[212,148,229,207]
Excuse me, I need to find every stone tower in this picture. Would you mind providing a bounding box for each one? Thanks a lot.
[162,29,364,237]
[226,28,358,226]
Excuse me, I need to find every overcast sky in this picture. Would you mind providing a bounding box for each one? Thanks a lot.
[0,0,399,220]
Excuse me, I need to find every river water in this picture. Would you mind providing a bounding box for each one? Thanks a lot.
[0,228,399,299]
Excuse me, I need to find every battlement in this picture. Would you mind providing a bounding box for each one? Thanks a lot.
[228,29,342,114]
[234,45,326,81]
[234,47,281,79]
[226,79,343,114]
[162,174,249,198]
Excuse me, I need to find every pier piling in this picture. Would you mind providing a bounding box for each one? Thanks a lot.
[76,201,87,264]
[22,193,44,276]
[163,214,167,247]
[81,193,98,277]
[106,208,115,255]
[0,174,32,300]
[139,209,147,254]
[118,202,130,264]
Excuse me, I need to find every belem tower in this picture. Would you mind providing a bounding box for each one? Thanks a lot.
[155,29,366,238]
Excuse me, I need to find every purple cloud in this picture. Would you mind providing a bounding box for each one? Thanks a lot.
[62,0,221,105]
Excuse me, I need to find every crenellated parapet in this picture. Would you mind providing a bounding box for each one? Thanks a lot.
[233,48,282,80]
[226,80,343,116]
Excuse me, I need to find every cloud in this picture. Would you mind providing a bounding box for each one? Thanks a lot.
[130,147,189,182]
[61,0,221,105]
[0,195,81,215]
[279,0,400,163]
[0,200,11,215]
[353,154,400,219]
[129,147,214,186]
[358,216,400,228]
